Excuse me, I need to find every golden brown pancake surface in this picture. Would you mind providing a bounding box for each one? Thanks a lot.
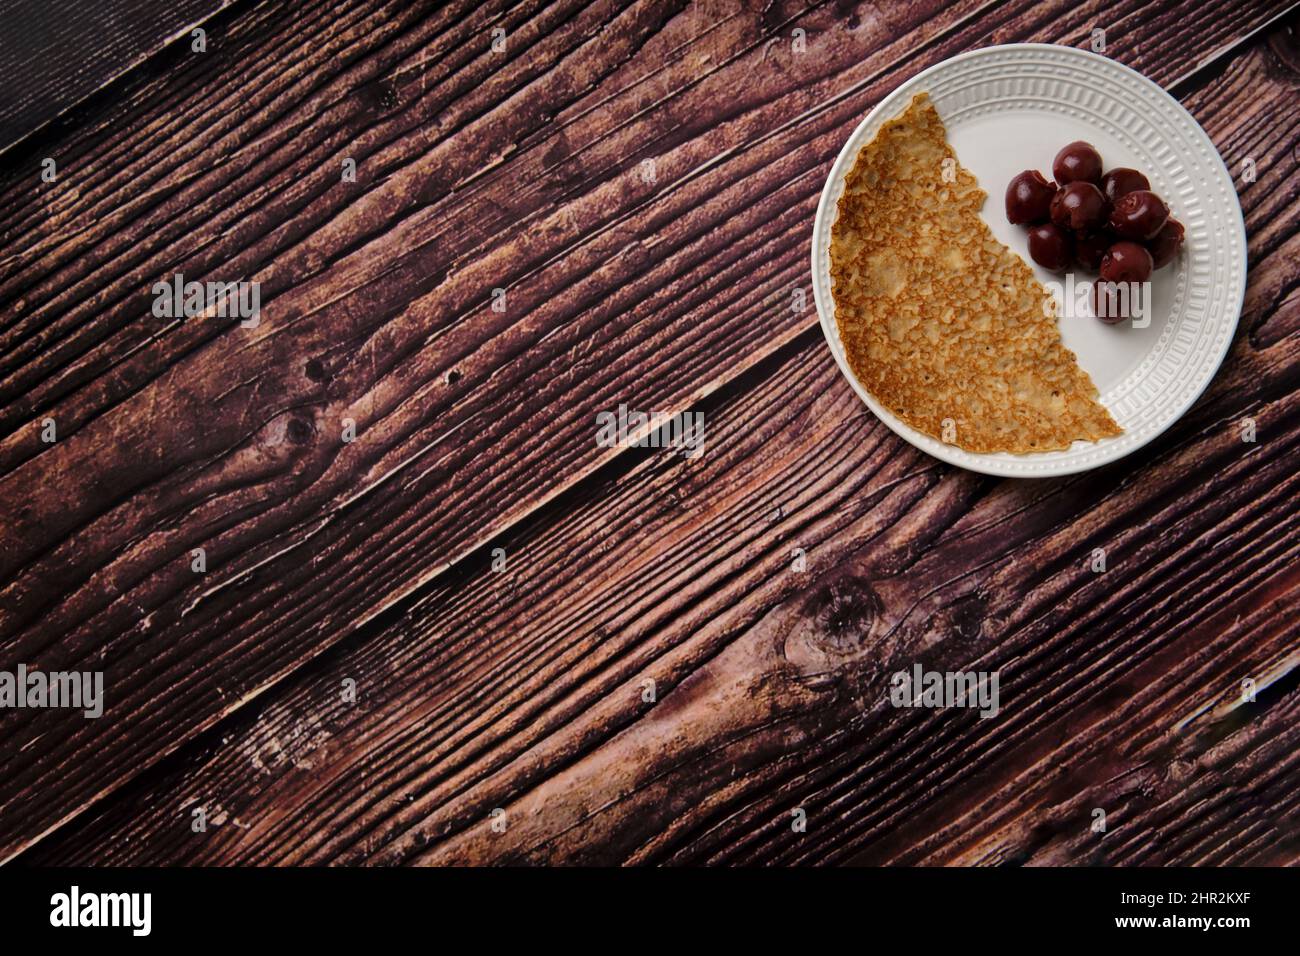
[830,93,1121,454]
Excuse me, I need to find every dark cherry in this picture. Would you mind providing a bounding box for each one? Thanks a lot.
[1100,167,1150,204]
[1050,181,1109,233]
[1074,231,1112,272]
[1005,169,1057,224]
[1092,281,1130,325]
[1100,241,1153,284]
[1052,141,1103,185]
[1108,189,1169,240]
[1026,222,1073,271]
[1147,217,1185,268]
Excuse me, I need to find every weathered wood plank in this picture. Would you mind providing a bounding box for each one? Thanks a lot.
[21,22,1300,865]
[0,0,234,153]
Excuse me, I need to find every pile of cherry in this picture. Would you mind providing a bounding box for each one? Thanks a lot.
[1005,141,1184,323]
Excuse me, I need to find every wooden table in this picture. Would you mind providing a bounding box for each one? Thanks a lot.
[1,0,1297,867]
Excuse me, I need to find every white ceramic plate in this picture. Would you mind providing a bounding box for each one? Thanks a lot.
[811,44,1246,477]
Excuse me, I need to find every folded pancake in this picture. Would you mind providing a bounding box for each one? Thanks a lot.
[830,93,1121,454]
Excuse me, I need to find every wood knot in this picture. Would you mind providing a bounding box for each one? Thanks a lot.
[286,416,315,446]
[781,576,882,688]
[357,79,399,113]
[810,576,879,653]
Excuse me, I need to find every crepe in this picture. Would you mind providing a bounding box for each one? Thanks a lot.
[829,93,1121,454]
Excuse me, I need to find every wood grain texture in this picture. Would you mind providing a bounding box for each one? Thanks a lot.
[0,0,234,153]
[18,13,1300,866]
[3,0,1298,865]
